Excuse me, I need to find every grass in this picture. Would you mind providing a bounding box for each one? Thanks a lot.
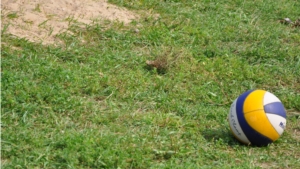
[1,0,300,168]
[6,13,19,19]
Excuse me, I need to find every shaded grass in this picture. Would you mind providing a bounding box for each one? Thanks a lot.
[2,0,300,168]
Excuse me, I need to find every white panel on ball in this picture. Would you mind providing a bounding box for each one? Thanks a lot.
[266,113,286,136]
[263,92,281,105]
[228,99,250,144]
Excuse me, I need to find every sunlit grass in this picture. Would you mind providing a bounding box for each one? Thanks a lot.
[2,0,300,168]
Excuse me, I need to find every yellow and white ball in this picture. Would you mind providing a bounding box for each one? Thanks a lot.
[228,90,287,146]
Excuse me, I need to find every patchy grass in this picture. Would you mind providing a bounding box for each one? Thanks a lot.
[2,0,300,168]
[6,12,19,19]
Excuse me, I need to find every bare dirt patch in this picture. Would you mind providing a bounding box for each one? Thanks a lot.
[1,0,138,45]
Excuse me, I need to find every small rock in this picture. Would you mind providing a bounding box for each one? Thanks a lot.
[146,57,168,70]
[280,18,292,25]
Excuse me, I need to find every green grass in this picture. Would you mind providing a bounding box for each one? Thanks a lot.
[2,0,300,168]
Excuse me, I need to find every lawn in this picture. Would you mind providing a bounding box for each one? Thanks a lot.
[1,0,300,168]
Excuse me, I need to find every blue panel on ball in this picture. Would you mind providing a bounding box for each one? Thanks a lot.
[236,90,273,146]
[264,102,286,118]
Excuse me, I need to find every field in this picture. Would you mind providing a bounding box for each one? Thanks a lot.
[2,0,300,168]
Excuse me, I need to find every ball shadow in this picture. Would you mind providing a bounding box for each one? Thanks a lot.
[202,128,242,146]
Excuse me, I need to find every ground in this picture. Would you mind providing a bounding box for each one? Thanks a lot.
[2,1,300,168]
[1,0,138,45]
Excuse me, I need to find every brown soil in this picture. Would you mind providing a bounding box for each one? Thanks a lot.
[1,0,138,45]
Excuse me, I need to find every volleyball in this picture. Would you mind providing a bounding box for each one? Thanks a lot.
[228,89,287,146]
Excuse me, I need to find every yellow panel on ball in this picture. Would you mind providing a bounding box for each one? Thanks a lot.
[243,90,265,113]
[244,110,280,141]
